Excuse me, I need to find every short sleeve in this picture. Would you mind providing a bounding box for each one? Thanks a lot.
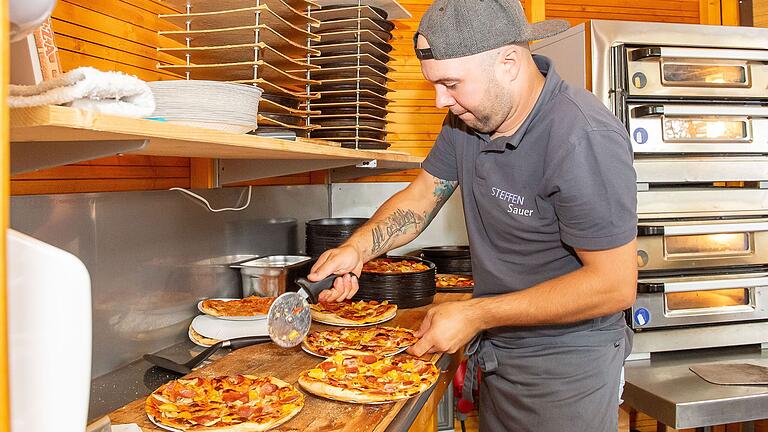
[551,129,638,250]
[422,114,459,181]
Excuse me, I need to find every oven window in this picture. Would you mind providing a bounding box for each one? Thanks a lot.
[665,233,751,257]
[662,118,748,142]
[666,288,748,311]
[662,63,748,87]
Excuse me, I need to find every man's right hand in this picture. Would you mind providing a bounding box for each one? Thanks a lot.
[307,244,364,302]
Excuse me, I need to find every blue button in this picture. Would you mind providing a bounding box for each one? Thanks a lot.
[634,308,651,327]
[633,128,648,145]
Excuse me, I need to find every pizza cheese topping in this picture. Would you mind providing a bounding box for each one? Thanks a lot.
[200,296,275,317]
[145,375,303,430]
[299,354,440,402]
[303,327,418,357]
[362,258,430,274]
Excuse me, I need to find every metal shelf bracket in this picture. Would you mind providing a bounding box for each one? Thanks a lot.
[11,139,149,175]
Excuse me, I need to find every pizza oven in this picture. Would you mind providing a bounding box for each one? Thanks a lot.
[588,20,768,358]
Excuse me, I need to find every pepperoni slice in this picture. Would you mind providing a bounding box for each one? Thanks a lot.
[260,382,278,396]
[362,355,377,364]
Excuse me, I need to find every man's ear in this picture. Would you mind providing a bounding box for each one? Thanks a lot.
[499,44,524,81]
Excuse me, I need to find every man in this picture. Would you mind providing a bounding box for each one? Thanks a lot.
[307,1,638,430]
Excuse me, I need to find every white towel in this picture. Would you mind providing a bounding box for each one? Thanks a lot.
[9,66,155,117]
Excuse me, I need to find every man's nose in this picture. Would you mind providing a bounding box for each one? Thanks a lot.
[435,86,455,109]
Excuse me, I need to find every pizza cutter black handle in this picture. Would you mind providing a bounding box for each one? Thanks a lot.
[295,273,356,304]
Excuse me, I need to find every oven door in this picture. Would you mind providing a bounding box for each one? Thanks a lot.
[628,104,768,154]
[630,270,768,330]
[626,46,768,99]
[637,218,768,272]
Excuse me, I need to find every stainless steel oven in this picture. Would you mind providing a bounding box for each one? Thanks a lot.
[581,20,768,356]
[626,46,768,99]
[628,104,768,155]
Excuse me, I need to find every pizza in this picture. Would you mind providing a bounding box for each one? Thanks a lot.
[145,375,303,431]
[200,296,275,318]
[298,353,440,403]
[188,325,219,347]
[310,300,397,325]
[362,258,430,274]
[435,274,474,289]
[302,326,418,357]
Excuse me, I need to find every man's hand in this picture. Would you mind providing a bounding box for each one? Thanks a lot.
[307,245,364,302]
[407,300,483,357]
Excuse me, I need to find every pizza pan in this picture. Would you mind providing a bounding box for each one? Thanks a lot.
[421,245,471,258]
[148,414,184,432]
[313,82,389,95]
[315,118,386,129]
[319,4,389,20]
[435,274,475,293]
[338,141,391,150]
[197,298,270,321]
[317,17,396,33]
[315,40,393,54]
[315,27,394,42]
[315,105,388,117]
[190,314,269,340]
[316,48,391,63]
[354,256,437,309]
[310,129,385,140]
[316,94,388,104]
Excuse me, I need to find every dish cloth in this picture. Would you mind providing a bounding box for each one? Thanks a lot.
[690,362,768,385]
[9,66,155,117]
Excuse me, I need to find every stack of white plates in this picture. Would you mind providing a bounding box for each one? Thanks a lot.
[148,80,263,134]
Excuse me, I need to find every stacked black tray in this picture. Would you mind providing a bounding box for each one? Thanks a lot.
[306,217,368,257]
[354,256,436,309]
[421,246,472,275]
[306,5,395,150]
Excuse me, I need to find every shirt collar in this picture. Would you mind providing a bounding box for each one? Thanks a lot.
[475,55,562,153]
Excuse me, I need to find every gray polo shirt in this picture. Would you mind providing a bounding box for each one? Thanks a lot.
[423,55,637,341]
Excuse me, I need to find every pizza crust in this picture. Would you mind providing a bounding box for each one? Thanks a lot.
[302,327,417,358]
[298,375,419,404]
[310,304,397,325]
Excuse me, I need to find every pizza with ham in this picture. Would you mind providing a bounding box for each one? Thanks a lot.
[298,353,440,403]
[302,326,418,358]
[199,296,275,318]
[145,375,303,431]
[435,274,474,289]
[362,258,430,274]
[310,300,397,325]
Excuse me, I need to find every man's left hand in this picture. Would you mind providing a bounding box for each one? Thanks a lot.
[407,300,482,357]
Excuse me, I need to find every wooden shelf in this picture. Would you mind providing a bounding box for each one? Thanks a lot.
[10,106,422,182]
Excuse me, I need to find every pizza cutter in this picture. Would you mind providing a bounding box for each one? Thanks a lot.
[267,274,352,348]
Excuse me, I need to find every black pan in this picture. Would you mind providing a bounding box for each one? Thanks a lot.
[259,113,307,127]
[313,82,389,96]
[318,18,395,33]
[314,41,394,53]
[315,106,387,117]
[315,118,386,129]
[339,141,391,150]
[261,94,301,110]
[317,29,393,43]
[311,129,385,140]
[320,4,389,20]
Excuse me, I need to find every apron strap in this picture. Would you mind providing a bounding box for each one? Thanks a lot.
[462,334,498,403]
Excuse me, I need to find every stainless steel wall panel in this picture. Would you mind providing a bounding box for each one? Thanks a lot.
[10,186,328,380]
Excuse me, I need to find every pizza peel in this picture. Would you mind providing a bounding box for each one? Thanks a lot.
[267,274,353,348]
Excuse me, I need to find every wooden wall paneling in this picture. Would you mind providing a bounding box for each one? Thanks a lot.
[547,0,700,25]
[700,0,722,24]
[0,0,11,427]
[756,0,768,26]
[721,0,741,25]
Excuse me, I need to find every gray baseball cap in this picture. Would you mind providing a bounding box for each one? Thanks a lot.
[414,0,570,60]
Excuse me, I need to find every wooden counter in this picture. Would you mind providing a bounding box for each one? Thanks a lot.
[108,293,471,432]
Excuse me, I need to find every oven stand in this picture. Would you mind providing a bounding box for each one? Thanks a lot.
[659,422,755,432]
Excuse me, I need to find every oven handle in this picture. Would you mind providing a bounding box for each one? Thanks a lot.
[638,276,768,294]
[631,104,768,118]
[630,46,768,62]
[637,222,768,236]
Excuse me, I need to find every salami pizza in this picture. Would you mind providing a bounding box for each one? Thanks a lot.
[310,300,397,325]
[302,326,418,357]
[435,274,474,289]
[145,375,303,431]
[298,353,440,403]
[199,296,275,318]
[362,258,430,274]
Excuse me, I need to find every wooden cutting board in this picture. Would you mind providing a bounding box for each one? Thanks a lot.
[109,293,470,432]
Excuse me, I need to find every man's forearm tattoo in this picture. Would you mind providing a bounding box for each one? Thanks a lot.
[426,178,458,224]
[370,208,426,255]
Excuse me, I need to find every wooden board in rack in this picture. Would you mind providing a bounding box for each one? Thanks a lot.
[160,6,319,37]
[160,25,310,57]
[237,79,318,100]
[261,99,320,116]
[159,43,320,70]
[305,101,393,114]
[158,61,317,89]
[258,114,318,131]
[311,0,411,20]
[159,0,318,15]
